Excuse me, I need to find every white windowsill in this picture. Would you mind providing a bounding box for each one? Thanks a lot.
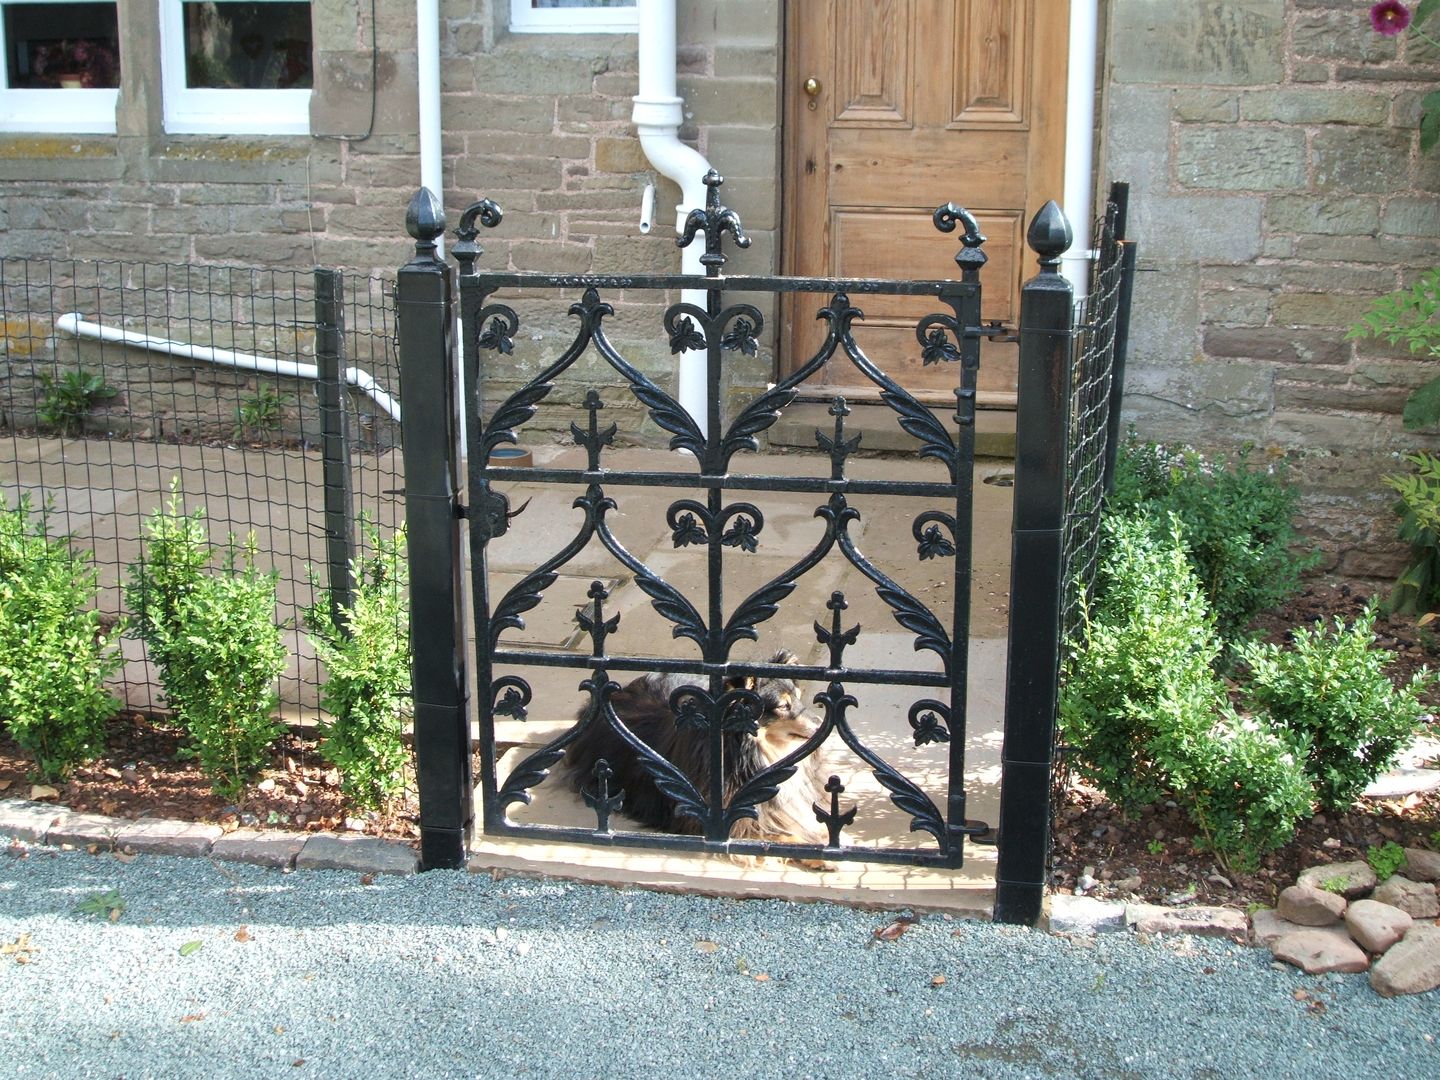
[0,87,118,133]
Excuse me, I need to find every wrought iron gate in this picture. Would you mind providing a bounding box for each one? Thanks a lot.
[393,173,1130,924]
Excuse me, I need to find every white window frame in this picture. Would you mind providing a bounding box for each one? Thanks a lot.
[509,0,637,34]
[0,0,119,133]
[159,0,311,135]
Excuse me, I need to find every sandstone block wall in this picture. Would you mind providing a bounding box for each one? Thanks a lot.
[1105,0,1440,578]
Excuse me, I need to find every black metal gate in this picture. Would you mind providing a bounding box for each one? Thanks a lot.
[393,174,1133,924]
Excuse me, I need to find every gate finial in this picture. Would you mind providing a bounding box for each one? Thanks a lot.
[934,202,987,279]
[1026,201,1073,273]
[404,188,446,263]
[454,198,504,275]
[677,170,751,274]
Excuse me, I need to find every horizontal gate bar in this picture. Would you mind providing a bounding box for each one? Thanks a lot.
[489,649,954,688]
[480,467,966,501]
[469,271,980,297]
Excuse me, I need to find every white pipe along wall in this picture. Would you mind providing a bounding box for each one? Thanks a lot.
[55,314,402,422]
[633,0,714,437]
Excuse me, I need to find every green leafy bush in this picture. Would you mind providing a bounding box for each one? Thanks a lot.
[127,490,285,797]
[1109,437,1318,639]
[1349,267,1440,430]
[1380,451,1440,615]
[1238,607,1432,811]
[37,368,118,436]
[0,498,122,779]
[1061,512,1312,871]
[1060,513,1226,808]
[305,525,412,811]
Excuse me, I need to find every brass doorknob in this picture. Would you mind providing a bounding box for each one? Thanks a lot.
[803,77,822,97]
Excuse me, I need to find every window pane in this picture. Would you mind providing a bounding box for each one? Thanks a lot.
[182,1,312,90]
[2,3,120,89]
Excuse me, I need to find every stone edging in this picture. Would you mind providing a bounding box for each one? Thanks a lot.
[1048,851,1440,998]
[0,798,418,876]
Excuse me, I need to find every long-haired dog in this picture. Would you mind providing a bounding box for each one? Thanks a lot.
[562,651,833,850]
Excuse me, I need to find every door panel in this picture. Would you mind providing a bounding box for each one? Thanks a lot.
[782,0,1069,404]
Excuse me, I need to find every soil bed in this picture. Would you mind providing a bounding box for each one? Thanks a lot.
[2,585,1437,912]
[1052,583,1440,911]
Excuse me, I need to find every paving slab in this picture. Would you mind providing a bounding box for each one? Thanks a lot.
[45,809,120,850]
[114,818,223,858]
[0,799,62,843]
[209,828,307,869]
[296,834,419,876]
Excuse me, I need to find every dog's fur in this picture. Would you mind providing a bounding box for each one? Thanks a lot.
[563,651,831,847]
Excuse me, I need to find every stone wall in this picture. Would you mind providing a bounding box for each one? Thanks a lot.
[0,0,782,442]
[1104,0,1440,578]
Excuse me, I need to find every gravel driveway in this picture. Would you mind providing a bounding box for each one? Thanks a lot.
[1,841,1436,1079]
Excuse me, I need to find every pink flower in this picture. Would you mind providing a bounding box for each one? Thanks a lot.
[1370,0,1413,35]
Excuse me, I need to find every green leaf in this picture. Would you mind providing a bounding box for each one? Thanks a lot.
[1403,376,1440,431]
[179,940,203,957]
[1415,0,1440,26]
[1420,92,1440,154]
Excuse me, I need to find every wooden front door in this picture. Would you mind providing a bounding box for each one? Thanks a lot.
[781,0,1070,403]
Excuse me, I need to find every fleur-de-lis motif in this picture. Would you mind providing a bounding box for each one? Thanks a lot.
[677,170,751,272]
[574,580,620,657]
[583,759,625,834]
[812,775,857,849]
[570,389,617,471]
[814,591,861,670]
[814,396,862,482]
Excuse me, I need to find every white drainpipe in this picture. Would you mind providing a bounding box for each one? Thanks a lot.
[633,0,714,437]
[417,0,444,253]
[1061,0,1100,300]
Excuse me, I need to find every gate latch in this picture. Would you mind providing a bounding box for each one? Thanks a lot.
[472,486,528,543]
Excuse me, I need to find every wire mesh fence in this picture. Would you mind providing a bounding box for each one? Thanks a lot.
[0,257,403,723]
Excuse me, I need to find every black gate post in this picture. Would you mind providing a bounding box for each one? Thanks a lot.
[398,188,472,870]
[994,202,1074,925]
[315,267,356,630]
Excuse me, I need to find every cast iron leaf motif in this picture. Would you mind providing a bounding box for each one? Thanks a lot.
[669,315,706,354]
[910,710,951,747]
[720,690,762,736]
[593,326,705,458]
[918,524,956,561]
[492,678,531,721]
[671,511,708,548]
[720,515,759,553]
[674,692,710,733]
[920,326,960,366]
[478,315,515,355]
[720,316,759,357]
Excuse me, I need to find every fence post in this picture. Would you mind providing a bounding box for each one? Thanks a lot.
[994,201,1074,926]
[1101,181,1138,495]
[315,268,356,630]
[397,188,472,870]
